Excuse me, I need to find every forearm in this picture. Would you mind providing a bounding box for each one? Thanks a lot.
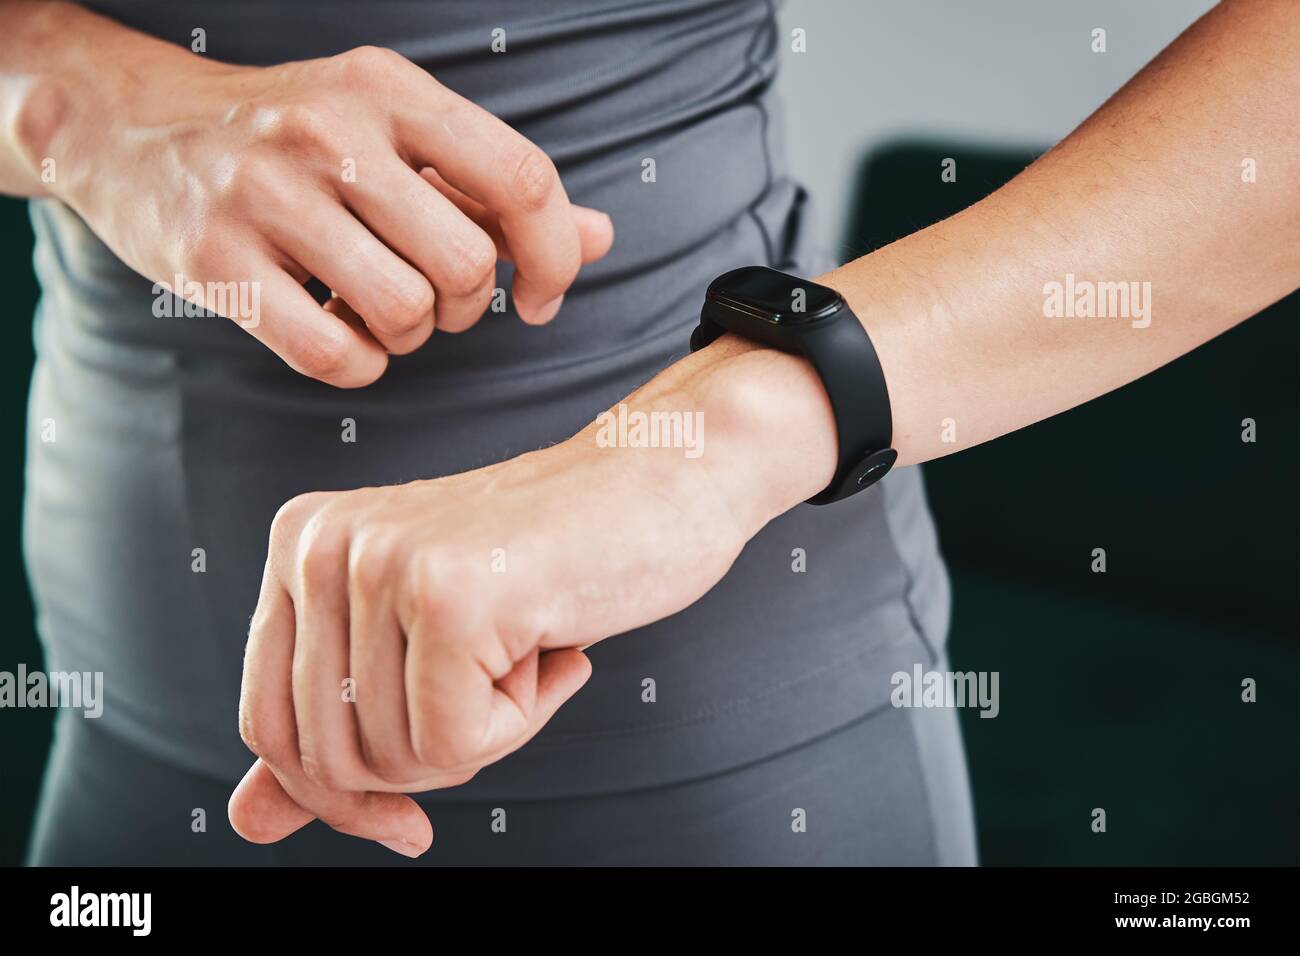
[590,0,1299,535]
[231,0,1296,843]
[842,0,1299,467]
[0,0,203,197]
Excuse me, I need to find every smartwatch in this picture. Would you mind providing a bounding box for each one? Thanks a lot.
[689,266,896,505]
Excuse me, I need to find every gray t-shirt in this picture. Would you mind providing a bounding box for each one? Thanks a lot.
[24,0,950,799]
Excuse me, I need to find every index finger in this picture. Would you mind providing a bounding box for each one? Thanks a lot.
[391,79,582,322]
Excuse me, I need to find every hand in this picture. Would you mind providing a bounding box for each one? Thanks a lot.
[34,43,613,386]
[228,410,755,857]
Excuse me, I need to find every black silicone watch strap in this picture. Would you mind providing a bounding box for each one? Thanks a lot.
[795,311,895,504]
[690,298,895,505]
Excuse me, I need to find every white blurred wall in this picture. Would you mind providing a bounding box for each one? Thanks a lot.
[774,0,1217,251]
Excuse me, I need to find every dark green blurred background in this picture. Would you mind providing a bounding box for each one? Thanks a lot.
[2,142,1297,865]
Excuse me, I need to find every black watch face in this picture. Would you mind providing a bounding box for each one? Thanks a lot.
[707,266,843,325]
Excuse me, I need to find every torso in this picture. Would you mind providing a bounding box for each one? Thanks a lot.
[25,0,951,796]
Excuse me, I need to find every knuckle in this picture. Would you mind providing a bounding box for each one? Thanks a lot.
[338,44,406,80]
[270,491,333,545]
[348,526,402,594]
[299,748,347,790]
[274,102,333,148]
[237,707,264,755]
[364,749,415,786]
[440,286,494,333]
[508,146,559,213]
[237,701,288,766]
[292,324,354,381]
[410,718,479,771]
[439,235,496,298]
[296,539,336,588]
[296,507,348,585]
[225,93,332,151]
[298,748,327,786]
[412,581,461,627]
[372,279,434,336]
[404,553,477,625]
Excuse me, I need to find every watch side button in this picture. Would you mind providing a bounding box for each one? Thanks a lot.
[805,447,897,505]
[852,448,898,489]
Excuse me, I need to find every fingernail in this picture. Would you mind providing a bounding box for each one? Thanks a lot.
[532,295,564,324]
[379,838,425,859]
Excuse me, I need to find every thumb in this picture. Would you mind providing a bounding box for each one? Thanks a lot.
[228,758,314,844]
[228,758,434,859]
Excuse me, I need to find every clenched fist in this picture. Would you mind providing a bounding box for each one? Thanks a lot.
[23,39,613,386]
[228,402,760,857]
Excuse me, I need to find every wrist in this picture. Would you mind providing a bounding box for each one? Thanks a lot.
[572,258,923,537]
[690,333,838,525]
[656,260,923,525]
[7,2,79,194]
[12,4,220,208]
[12,68,82,199]
[570,329,837,541]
